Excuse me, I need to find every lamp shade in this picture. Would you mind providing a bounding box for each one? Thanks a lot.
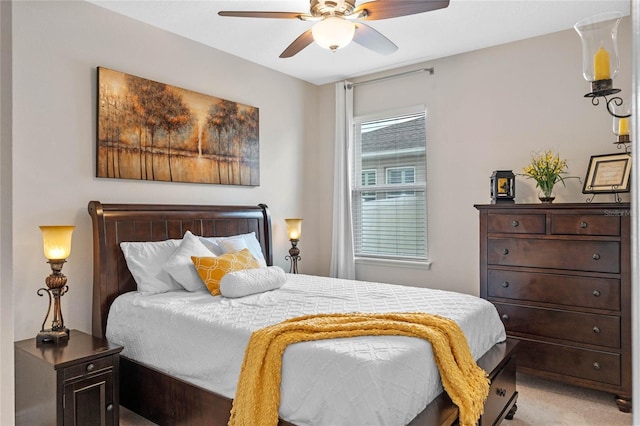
[574,11,622,82]
[40,226,74,260]
[312,16,355,51]
[285,218,303,240]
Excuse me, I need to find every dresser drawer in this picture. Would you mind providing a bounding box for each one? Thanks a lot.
[487,213,545,234]
[494,302,620,348]
[516,339,621,386]
[481,355,516,425]
[488,238,620,273]
[487,270,620,310]
[551,214,620,236]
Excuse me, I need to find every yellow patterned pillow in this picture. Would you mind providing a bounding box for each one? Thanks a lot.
[191,249,260,296]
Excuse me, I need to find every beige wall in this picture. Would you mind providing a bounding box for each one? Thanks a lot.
[2,0,635,423]
[9,0,318,345]
[1,1,14,425]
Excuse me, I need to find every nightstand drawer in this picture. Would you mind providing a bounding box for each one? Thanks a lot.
[551,214,620,236]
[487,213,546,234]
[516,339,621,386]
[488,238,620,273]
[494,302,620,348]
[64,355,115,381]
[487,269,620,310]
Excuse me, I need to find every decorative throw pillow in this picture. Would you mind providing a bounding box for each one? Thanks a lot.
[191,248,260,296]
[220,266,287,298]
[199,232,267,267]
[163,231,216,292]
[120,239,182,295]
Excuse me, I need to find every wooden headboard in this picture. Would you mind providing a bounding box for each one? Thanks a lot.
[87,201,273,339]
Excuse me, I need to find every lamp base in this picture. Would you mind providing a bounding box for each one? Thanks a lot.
[36,328,69,345]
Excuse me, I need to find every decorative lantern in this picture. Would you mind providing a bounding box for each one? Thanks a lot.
[490,171,515,204]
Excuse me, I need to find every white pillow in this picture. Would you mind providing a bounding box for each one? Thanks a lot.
[199,232,267,267]
[219,266,286,298]
[120,239,182,295]
[163,231,215,291]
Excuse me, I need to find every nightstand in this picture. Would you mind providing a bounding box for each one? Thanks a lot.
[15,329,123,426]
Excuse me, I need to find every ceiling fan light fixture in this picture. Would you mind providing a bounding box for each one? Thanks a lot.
[311,16,355,51]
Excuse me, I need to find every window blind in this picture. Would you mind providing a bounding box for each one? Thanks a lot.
[352,110,427,260]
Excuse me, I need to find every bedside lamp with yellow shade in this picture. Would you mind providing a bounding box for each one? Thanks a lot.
[37,225,74,345]
[285,218,302,274]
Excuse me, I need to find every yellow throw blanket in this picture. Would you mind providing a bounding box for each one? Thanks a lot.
[228,312,490,426]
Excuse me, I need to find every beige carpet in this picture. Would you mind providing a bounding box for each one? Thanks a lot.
[119,372,633,425]
[510,373,631,426]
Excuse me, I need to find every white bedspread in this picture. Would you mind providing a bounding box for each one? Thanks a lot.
[106,273,506,426]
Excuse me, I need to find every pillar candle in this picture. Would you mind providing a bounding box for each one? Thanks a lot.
[593,46,610,80]
[618,118,629,136]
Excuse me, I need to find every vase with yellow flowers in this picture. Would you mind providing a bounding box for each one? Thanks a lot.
[522,150,578,203]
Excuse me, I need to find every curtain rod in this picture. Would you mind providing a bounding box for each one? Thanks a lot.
[346,67,434,89]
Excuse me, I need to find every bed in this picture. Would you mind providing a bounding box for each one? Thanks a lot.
[88,200,518,426]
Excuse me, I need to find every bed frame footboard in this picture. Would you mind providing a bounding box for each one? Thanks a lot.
[119,339,518,426]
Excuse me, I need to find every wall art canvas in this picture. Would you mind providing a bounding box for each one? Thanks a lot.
[97,67,259,186]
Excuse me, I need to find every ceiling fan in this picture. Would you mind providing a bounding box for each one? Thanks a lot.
[218,0,450,58]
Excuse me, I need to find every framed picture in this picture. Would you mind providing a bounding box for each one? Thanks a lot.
[582,153,631,194]
[97,67,259,186]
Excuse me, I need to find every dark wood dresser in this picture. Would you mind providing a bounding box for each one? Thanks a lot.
[15,329,123,426]
[475,203,631,412]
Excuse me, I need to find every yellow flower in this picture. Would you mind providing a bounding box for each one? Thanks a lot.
[521,149,576,197]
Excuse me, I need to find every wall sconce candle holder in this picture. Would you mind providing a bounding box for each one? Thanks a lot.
[575,11,631,151]
[285,218,303,274]
[37,225,74,345]
[575,12,623,97]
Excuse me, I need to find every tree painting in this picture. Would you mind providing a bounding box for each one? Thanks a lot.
[97,67,260,186]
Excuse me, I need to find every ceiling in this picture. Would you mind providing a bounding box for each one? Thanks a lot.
[88,0,631,86]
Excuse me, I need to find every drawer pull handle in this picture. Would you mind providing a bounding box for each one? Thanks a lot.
[106,404,114,412]
[593,326,601,334]
[86,363,95,372]
[592,253,601,260]
[580,221,588,228]
[496,387,507,397]
[593,290,601,297]
[593,362,601,370]
[501,248,509,255]
[501,281,509,288]
[501,314,509,321]
[512,220,519,227]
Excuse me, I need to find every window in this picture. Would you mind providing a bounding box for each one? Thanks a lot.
[386,166,415,198]
[361,169,377,201]
[351,109,427,261]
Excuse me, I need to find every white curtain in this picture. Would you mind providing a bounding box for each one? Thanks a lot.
[330,81,356,279]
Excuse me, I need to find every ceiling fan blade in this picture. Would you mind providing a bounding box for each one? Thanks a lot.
[354,0,450,20]
[280,29,315,58]
[218,11,305,19]
[352,23,398,55]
